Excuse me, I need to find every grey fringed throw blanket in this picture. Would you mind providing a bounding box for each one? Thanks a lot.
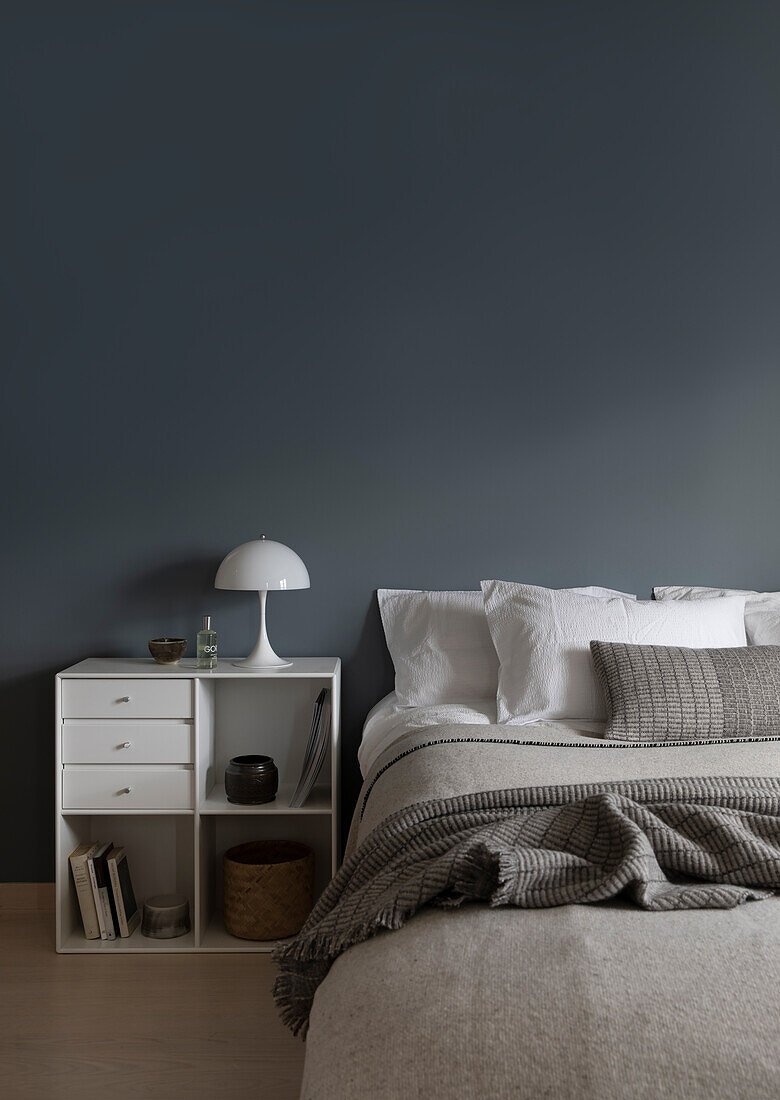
[275,775,780,1036]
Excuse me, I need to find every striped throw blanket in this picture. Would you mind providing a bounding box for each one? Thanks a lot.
[274,776,780,1035]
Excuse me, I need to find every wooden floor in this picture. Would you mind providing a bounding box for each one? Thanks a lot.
[0,897,305,1099]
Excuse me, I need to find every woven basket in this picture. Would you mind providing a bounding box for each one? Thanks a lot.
[223,840,314,940]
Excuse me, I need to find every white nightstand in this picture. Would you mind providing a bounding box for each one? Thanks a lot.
[55,658,340,953]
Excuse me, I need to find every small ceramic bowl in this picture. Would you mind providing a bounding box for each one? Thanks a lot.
[142,894,191,939]
[148,638,187,665]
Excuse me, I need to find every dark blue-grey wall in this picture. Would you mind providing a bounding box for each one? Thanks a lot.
[3,1,780,880]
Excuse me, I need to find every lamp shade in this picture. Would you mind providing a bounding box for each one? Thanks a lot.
[215,537,310,592]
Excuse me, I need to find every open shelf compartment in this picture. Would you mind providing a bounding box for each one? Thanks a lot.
[198,814,333,954]
[57,813,195,952]
[196,675,333,810]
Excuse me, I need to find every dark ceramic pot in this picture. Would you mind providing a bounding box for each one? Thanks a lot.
[148,637,187,665]
[225,755,278,805]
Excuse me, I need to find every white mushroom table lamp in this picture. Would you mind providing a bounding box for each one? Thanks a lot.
[215,537,310,669]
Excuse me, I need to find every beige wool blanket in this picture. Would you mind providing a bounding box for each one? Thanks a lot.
[291,726,780,1099]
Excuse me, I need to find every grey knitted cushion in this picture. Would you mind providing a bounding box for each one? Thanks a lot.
[590,641,780,741]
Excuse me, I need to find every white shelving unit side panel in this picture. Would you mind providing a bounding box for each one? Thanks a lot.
[330,670,341,872]
[54,675,64,950]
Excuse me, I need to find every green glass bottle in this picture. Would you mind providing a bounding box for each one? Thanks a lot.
[197,615,218,670]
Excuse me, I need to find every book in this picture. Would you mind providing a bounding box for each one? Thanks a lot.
[289,689,325,807]
[296,690,325,784]
[87,842,117,940]
[68,842,101,939]
[106,846,140,937]
[290,689,331,808]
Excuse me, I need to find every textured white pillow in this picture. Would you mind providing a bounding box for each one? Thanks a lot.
[654,586,780,646]
[481,581,747,725]
[378,587,637,708]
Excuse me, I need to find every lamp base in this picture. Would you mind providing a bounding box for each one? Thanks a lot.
[232,657,293,670]
[235,591,293,669]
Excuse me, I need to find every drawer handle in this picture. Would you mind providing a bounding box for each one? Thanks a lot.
[118,696,131,703]
[120,741,132,749]
[119,787,133,795]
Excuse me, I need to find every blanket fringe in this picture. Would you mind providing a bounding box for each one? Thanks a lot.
[272,900,428,1036]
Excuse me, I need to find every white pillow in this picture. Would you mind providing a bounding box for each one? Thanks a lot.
[654,586,780,645]
[378,587,637,708]
[481,581,747,725]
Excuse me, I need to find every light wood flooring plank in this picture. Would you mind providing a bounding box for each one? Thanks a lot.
[0,911,305,1099]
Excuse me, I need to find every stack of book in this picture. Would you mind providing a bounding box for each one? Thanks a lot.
[68,842,140,940]
[289,688,331,808]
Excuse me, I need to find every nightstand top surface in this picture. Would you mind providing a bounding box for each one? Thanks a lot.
[58,657,340,678]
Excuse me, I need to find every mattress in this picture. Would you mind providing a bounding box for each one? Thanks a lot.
[358,691,606,778]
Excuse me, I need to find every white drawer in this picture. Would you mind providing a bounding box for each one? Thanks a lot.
[62,722,193,765]
[62,766,193,810]
[62,679,192,720]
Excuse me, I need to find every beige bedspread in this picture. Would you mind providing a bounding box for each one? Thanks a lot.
[299,725,780,1099]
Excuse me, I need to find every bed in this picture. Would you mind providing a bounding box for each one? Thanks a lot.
[278,585,780,1100]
